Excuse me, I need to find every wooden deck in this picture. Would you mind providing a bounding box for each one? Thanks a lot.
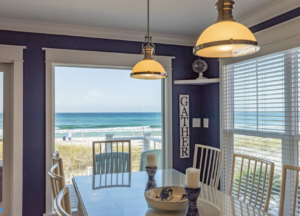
[67,184,78,208]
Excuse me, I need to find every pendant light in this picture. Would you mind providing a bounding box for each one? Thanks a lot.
[130,0,167,80]
[193,0,260,58]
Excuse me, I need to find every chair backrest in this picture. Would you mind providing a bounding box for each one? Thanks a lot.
[229,153,274,212]
[54,186,72,216]
[94,152,130,174]
[48,163,66,201]
[52,151,65,178]
[93,140,131,175]
[139,149,162,171]
[278,164,300,216]
[193,144,223,189]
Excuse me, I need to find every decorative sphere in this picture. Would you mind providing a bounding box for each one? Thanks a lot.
[192,59,208,73]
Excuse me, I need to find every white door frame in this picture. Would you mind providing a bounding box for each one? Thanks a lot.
[43,48,174,215]
[0,45,25,216]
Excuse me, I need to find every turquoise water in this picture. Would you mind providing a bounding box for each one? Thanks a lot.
[55,112,162,138]
[0,111,292,138]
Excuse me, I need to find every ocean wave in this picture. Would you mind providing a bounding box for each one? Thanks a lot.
[55,126,161,133]
[55,124,161,130]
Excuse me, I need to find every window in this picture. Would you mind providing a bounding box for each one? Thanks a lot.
[222,47,300,215]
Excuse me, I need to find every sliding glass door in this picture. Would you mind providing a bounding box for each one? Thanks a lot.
[54,66,162,208]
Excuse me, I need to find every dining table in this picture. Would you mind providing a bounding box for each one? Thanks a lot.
[73,169,271,216]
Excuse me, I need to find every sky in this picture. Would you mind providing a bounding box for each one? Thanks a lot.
[55,66,162,112]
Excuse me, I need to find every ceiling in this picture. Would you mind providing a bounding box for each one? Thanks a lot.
[0,0,276,38]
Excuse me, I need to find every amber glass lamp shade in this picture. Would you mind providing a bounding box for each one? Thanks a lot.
[193,21,260,58]
[130,59,167,80]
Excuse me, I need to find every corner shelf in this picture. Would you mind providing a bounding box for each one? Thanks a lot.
[174,78,219,85]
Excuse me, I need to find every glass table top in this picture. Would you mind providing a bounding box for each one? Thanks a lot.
[73,169,271,216]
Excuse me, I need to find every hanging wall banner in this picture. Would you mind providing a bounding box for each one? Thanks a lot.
[179,95,189,158]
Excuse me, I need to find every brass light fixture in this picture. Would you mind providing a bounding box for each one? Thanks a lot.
[130,0,167,80]
[193,0,260,58]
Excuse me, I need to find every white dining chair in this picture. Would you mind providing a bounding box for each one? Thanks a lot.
[229,153,274,212]
[92,140,131,189]
[278,164,300,216]
[54,186,72,216]
[52,151,65,178]
[193,144,223,189]
[48,163,66,203]
[93,140,131,174]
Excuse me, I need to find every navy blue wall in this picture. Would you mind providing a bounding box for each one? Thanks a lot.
[250,7,300,33]
[0,30,219,215]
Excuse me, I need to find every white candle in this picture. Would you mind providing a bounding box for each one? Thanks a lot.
[146,153,156,167]
[186,168,200,188]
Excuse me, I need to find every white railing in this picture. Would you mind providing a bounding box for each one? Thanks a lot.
[104,132,162,151]
[145,136,162,149]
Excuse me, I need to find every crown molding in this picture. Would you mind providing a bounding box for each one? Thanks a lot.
[0,18,197,47]
[237,0,300,28]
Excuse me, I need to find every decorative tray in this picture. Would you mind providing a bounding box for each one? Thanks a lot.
[144,187,188,211]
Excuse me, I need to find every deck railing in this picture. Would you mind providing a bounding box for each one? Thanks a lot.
[103,132,162,151]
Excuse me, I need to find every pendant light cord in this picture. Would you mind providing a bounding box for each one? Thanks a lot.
[217,0,223,13]
[147,0,150,44]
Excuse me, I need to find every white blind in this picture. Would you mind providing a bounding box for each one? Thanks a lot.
[222,46,300,215]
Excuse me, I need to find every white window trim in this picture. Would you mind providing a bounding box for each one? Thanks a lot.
[0,44,25,216]
[43,48,174,215]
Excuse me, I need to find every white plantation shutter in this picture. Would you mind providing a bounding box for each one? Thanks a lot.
[222,46,300,215]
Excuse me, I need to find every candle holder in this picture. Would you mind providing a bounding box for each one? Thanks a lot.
[184,186,201,216]
[145,166,157,192]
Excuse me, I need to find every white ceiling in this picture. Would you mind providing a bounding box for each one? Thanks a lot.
[0,0,276,38]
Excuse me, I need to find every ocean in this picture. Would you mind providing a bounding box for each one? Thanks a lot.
[55,112,162,138]
[0,111,292,138]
